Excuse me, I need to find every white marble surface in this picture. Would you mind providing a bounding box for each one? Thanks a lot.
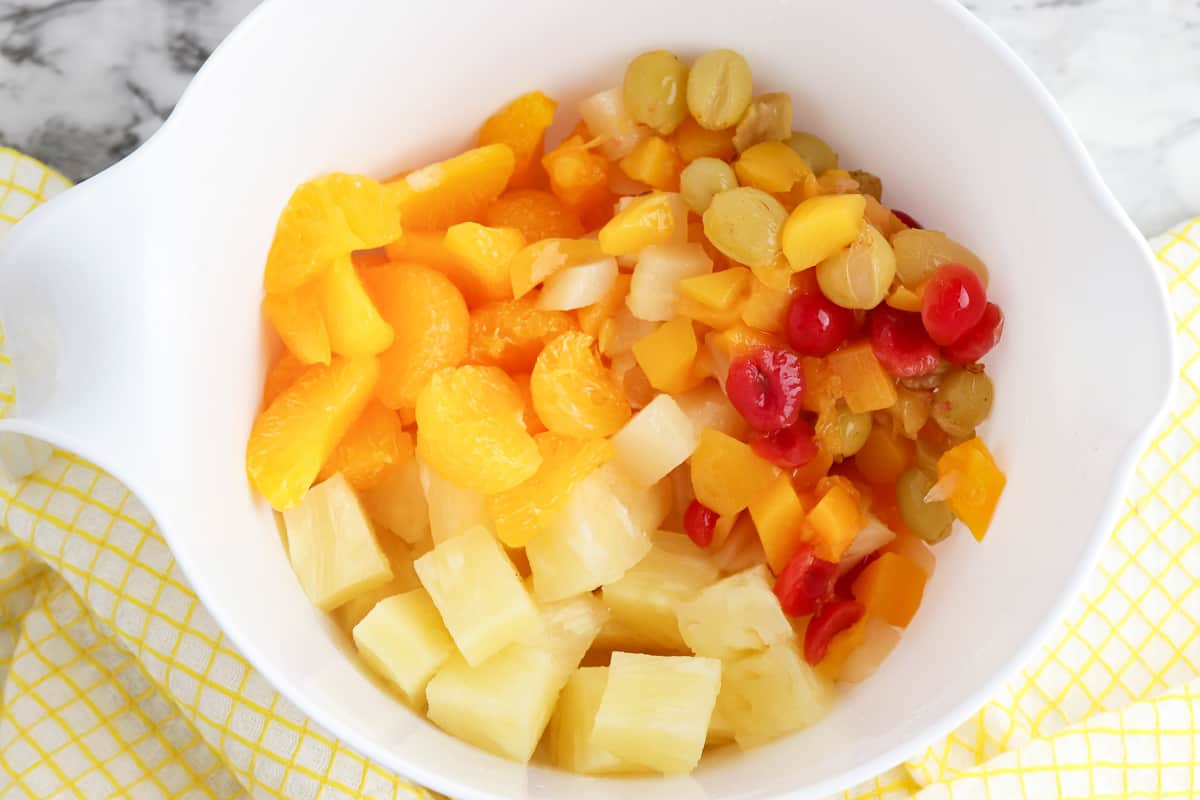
[0,0,1196,236]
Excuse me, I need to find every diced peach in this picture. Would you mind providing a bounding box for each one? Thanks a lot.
[598,192,688,256]
[747,473,807,573]
[690,429,779,518]
[780,194,867,272]
[855,425,914,485]
[739,277,793,333]
[804,483,861,562]
[851,551,927,628]
[619,136,683,192]
[734,142,815,195]
[937,437,1006,542]
[671,117,736,163]
[675,296,744,330]
[441,222,526,306]
[885,284,924,312]
[677,267,752,311]
[827,342,897,413]
[632,318,699,394]
[816,616,867,682]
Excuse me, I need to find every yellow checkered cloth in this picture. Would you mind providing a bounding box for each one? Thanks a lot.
[0,147,1195,799]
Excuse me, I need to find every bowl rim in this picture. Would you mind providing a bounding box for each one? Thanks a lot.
[85,0,1180,797]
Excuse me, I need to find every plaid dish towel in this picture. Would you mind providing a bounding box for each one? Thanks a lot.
[0,147,1196,800]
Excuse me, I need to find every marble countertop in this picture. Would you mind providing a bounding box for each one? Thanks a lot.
[1,0,1196,236]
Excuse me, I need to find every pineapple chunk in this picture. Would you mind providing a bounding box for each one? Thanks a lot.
[591,652,721,775]
[417,456,492,543]
[282,473,392,611]
[594,462,674,533]
[673,380,749,440]
[548,668,638,774]
[360,457,430,545]
[600,530,719,653]
[332,532,423,631]
[351,589,453,709]
[425,594,606,763]
[715,640,834,748]
[527,472,652,602]
[610,394,698,487]
[676,565,793,658]
[414,525,537,665]
[708,515,769,576]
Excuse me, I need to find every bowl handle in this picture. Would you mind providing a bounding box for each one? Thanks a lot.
[0,157,169,490]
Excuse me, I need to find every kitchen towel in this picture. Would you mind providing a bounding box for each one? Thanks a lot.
[0,147,1195,800]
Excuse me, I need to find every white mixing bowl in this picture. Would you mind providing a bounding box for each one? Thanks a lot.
[0,0,1175,797]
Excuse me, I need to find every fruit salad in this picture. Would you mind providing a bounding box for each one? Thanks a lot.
[245,47,1006,776]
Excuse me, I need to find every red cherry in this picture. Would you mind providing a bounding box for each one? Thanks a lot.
[785,292,855,357]
[773,542,838,617]
[804,599,866,664]
[684,500,718,548]
[749,418,819,469]
[944,302,1004,364]
[870,306,941,377]
[893,209,924,230]
[921,264,988,346]
[725,348,805,433]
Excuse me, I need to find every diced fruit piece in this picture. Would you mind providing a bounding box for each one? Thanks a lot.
[735,278,789,336]
[389,144,516,230]
[542,134,613,223]
[579,86,648,160]
[921,263,988,346]
[674,381,748,439]
[440,222,526,306]
[599,305,657,358]
[527,592,611,673]
[851,551,927,628]
[360,450,429,544]
[316,256,394,356]
[803,598,865,664]
[619,136,683,191]
[417,456,491,543]
[816,614,868,682]
[318,401,408,490]
[716,641,833,748]
[578,273,630,337]
[735,141,814,194]
[601,531,720,652]
[816,222,896,310]
[611,394,698,487]
[683,499,718,548]
[806,483,863,562]
[510,237,606,299]
[594,462,674,532]
[282,473,392,610]
[591,652,721,775]
[817,169,861,195]
[527,470,651,601]
[840,616,902,683]
[937,437,1006,541]
[781,194,866,271]
[836,515,895,576]
[672,116,736,162]
[549,668,632,774]
[362,264,469,419]
[531,332,631,438]
[892,228,989,288]
[488,433,613,548]
[750,418,819,470]
[332,533,423,632]
[687,49,753,130]
[537,257,619,312]
[477,91,557,189]
[725,347,806,433]
[485,189,584,242]
[690,429,779,517]
[678,267,751,312]
[247,357,379,510]
[263,286,331,366]
[598,192,688,256]
[677,565,793,658]
[709,515,769,575]
[610,352,656,409]
[703,187,788,269]
[827,341,898,413]
[748,472,807,573]
[881,528,935,576]
[773,542,837,616]
[465,298,576,373]
[414,525,538,665]
[786,292,854,357]
[352,588,454,708]
[855,425,914,485]
[265,173,401,294]
[944,302,1004,364]
[633,318,698,394]
[886,284,924,313]
[870,306,941,378]
[627,242,713,321]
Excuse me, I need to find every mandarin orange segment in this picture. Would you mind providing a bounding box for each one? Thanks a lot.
[542,134,612,223]
[316,256,395,356]
[362,264,470,421]
[511,372,547,434]
[484,189,584,242]
[486,433,614,547]
[465,298,577,373]
[262,285,331,366]
[478,91,558,189]
[415,365,542,494]
[262,352,307,409]
[265,173,401,294]
[318,401,412,490]
[384,230,462,272]
[441,222,526,306]
[387,144,516,231]
[246,356,380,510]
[530,331,632,438]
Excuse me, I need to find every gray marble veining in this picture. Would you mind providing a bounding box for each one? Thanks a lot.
[1,0,1196,235]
